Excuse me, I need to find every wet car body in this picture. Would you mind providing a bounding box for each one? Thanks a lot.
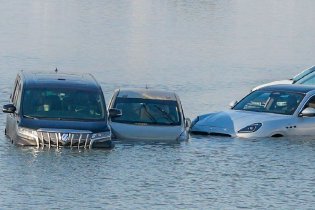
[3,71,113,148]
[191,84,315,138]
[108,88,190,141]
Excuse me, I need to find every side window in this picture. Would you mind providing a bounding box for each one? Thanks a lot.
[12,82,21,106]
[304,96,315,109]
[10,76,21,106]
[15,84,22,112]
[11,78,19,103]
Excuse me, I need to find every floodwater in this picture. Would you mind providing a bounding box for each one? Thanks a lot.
[1,0,315,209]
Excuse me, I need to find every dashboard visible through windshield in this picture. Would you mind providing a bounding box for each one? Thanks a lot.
[22,88,106,120]
[112,98,181,125]
[233,90,304,115]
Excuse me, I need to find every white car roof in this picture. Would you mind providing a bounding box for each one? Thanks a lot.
[259,84,315,94]
[116,88,177,100]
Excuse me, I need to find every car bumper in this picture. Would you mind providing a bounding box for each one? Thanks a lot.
[110,122,187,141]
[12,130,114,149]
[190,124,235,137]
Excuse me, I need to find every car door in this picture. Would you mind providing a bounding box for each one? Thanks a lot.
[292,95,315,136]
[6,76,22,139]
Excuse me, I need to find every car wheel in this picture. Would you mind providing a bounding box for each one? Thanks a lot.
[271,134,283,137]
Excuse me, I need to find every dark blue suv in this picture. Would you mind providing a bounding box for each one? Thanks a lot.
[2,71,113,149]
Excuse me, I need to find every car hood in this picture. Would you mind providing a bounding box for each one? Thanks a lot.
[19,118,110,133]
[110,122,185,141]
[252,79,293,91]
[191,110,290,136]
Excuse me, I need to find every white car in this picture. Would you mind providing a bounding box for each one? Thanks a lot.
[252,66,315,91]
[191,84,315,138]
[108,88,190,141]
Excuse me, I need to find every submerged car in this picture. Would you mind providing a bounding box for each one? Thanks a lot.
[3,71,113,148]
[191,84,315,138]
[252,66,315,91]
[108,88,190,141]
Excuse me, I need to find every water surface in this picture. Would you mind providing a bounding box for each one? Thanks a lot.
[1,0,315,209]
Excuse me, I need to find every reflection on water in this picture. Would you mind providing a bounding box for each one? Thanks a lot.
[1,0,315,209]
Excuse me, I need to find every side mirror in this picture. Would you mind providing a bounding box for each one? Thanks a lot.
[3,104,16,113]
[229,100,238,109]
[299,107,315,117]
[185,118,191,128]
[108,108,122,118]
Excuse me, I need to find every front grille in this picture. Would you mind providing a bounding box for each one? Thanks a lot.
[37,129,92,148]
[209,132,231,137]
[191,131,231,137]
[190,131,210,135]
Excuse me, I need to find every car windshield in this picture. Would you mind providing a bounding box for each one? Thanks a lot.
[112,97,181,125]
[233,90,304,115]
[292,66,315,83]
[22,88,106,120]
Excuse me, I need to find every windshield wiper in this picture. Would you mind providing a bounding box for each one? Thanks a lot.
[141,103,157,123]
[153,105,176,124]
[23,115,38,119]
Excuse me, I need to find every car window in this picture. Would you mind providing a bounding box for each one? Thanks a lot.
[303,96,315,109]
[112,97,181,125]
[293,66,315,83]
[233,90,304,115]
[15,84,22,112]
[296,73,315,85]
[22,88,106,120]
[11,78,20,105]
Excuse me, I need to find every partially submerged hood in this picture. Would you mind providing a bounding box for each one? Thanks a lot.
[20,118,110,133]
[191,110,289,136]
[110,122,186,141]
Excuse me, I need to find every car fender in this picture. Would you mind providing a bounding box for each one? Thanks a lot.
[261,120,290,137]
[237,120,288,138]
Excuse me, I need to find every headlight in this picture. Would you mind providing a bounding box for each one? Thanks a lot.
[17,126,38,140]
[91,131,111,141]
[238,123,262,133]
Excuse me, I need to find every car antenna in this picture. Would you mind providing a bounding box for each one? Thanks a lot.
[145,84,149,89]
[55,68,58,73]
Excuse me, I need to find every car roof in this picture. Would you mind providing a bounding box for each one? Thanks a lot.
[259,84,315,94]
[20,71,100,90]
[116,88,177,100]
